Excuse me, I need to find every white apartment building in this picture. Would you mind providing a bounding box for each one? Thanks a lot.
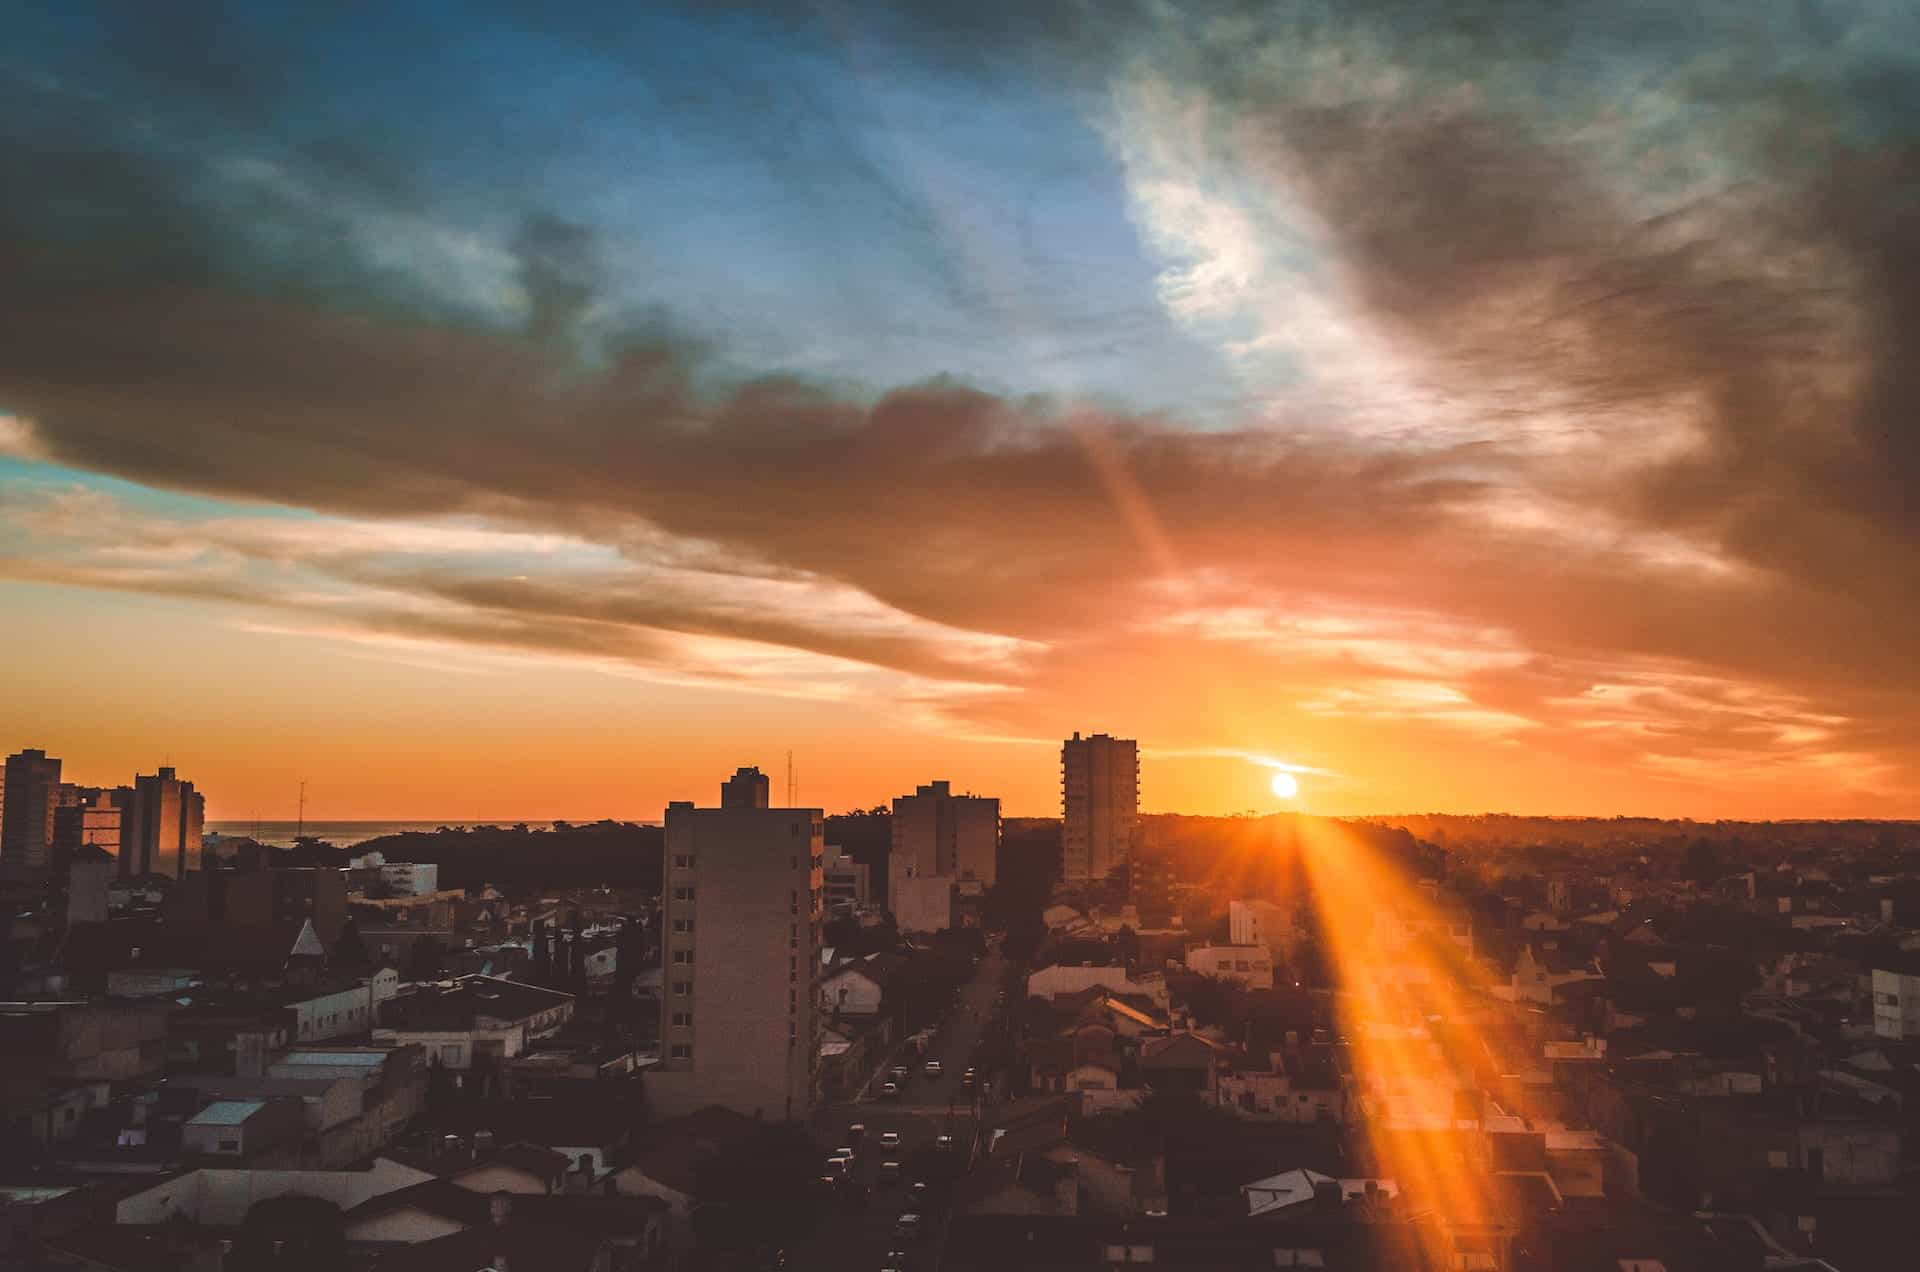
[1061,733,1137,883]
[378,862,440,896]
[1185,943,1276,990]
[652,767,823,1121]
[1872,968,1920,1039]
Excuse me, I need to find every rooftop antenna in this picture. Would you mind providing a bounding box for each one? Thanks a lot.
[296,780,306,842]
[786,751,796,806]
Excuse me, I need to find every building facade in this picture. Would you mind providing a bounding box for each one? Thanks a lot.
[822,847,869,913]
[1871,967,1920,1039]
[652,767,822,1120]
[1061,733,1138,883]
[888,780,999,932]
[52,787,122,869]
[2,748,63,875]
[124,766,204,878]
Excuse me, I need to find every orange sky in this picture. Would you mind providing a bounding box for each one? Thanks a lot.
[4,4,1917,821]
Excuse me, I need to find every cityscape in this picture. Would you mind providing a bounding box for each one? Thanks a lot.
[5,2,1920,1271]
[4,740,1917,1270]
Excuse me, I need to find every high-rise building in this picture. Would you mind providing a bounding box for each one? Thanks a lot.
[1,748,63,875]
[652,767,823,1120]
[1061,732,1139,883]
[52,785,123,869]
[891,780,1000,885]
[888,780,999,933]
[125,766,203,879]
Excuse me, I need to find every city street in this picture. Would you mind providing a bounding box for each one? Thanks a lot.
[787,948,1007,1272]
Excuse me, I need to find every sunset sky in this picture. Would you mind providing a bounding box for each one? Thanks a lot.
[3,1,1916,821]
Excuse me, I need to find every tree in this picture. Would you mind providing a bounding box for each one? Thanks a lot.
[226,1196,345,1272]
[531,918,552,985]
[692,1122,822,1259]
[425,1056,455,1116]
[332,916,369,969]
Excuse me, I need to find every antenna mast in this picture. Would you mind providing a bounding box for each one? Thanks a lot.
[786,751,796,806]
[296,780,306,841]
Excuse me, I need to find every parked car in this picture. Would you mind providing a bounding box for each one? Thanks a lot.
[934,1134,954,1152]
[894,1213,925,1240]
[879,1160,903,1185]
[923,1060,943,1078]
[961,1067,977,1089]
[879,1081,900,1100]
[879,1130,902,1150]
[890,1065,911,1084]
[848,1123,866,1145]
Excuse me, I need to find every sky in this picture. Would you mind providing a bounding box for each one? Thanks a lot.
[2,1,1917,821]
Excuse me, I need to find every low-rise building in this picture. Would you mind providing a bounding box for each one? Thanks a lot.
[181,1097,305,1161]
[1184,943,1276,990]
[374,975,575,1079]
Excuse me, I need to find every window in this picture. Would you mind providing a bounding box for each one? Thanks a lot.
[670,1044,692,1060]
[673,886,695,902]
[673,853,695,869]
[672,918,694,934]
[442,1045,465,1066]
[218,1138,240,1152]
[671,1012,693,1027]
[673,980,692,996]
[673,950,694,965]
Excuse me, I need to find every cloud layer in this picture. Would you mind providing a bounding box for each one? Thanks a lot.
[2,1,1916,811]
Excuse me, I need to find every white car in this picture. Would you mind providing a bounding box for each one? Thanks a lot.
[923,1060,943,1078]
[827,1148,854,1170]
[878,1130,902,1150]
[894,1213,925,1240]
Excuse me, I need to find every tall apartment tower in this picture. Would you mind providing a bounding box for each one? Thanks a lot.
[1061,732,1139,883]
[653,767,823,1120]
[1,748,63,875]
[125,767,204,879]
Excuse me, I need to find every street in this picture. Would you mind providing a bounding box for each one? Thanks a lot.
[788,948,1008,1271]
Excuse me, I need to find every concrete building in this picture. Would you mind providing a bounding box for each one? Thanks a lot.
[1061,733,1138,883]
[124,766,204,878]
[893,874,956,935]
[1,748,62,875]
[182,1097,305,1160]
[224,866,349,947]
[1184,943,1276,990]
[65,844,115,926]
[379,861,440,896]
[891,780,1000,888]
[652,767,822,1120]
[1229,900,1297,961]
[822,846,869,913]
[51,786,122,869]
[1871,967,1920,1039]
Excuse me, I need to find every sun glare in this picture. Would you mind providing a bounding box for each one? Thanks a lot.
[1269,770,1299,799]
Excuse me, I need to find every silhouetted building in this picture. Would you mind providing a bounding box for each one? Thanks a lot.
[2,747,62,875]
[1062,733,1138,883]
[891,780,1000,886]
[652,767,822,1120]
[66,843,115,926]
[125,766,203,878]
[52,785,122,869]
[226,867,348,947]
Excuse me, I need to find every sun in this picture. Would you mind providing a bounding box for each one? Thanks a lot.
[1269,771,1300,800]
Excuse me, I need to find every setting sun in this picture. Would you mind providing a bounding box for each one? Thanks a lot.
[1269,770,1299,800]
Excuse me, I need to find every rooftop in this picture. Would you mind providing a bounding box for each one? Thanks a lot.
[187,1099,267,1126]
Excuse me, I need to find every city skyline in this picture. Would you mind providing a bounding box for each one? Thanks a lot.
[5,2,1919,822]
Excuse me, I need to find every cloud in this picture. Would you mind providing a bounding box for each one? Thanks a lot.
[1,3,1917,809]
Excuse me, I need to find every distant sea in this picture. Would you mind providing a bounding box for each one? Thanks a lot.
[207,820,577,849]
